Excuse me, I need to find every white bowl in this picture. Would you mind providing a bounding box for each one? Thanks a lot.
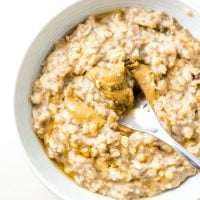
[15,0,200,199]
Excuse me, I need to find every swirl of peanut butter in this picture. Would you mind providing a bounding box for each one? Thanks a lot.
[86,62,134,110]
[65,97,105,134]
[86,63,125,90]
[103,88,133,108]
[126,58,157,105]
[132,64,157,105]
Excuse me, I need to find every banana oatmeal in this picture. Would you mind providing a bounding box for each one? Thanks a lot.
[31,8,200,200]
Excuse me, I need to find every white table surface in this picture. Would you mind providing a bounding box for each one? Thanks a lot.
[0,0,76,199]
[0,0,200,199]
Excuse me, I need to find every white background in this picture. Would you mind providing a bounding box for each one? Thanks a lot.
[0,0,200,200]
[0,0,76,199]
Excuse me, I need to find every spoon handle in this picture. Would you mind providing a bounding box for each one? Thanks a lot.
[157,127,200,172]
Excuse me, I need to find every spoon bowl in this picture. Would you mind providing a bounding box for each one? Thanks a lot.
[120,92,200,172]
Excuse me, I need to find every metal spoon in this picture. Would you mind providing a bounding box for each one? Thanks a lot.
[120,92,200,172]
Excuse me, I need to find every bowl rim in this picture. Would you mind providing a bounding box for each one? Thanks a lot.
[14,0,200,200]
[14,1,95,199]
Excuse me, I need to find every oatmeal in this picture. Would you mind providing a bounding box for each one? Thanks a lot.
[31,8,200,200]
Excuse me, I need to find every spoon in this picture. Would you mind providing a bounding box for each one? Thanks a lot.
[120,92,200,172]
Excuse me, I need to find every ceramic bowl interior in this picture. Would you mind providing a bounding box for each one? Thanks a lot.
[15,0,200,199]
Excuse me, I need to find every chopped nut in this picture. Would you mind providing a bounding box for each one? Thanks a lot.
[185,8,193,16]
